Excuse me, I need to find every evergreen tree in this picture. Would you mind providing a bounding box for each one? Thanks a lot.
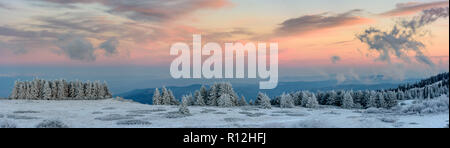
[257,93,271,109]
[280,93,294,108]
[10,81,19,100]
[303,93,319,108]
[207,84,218,106]
[153,88,161,105]
[43,81,52,100]
[342,92,354,109]
[217,94,233,107]
[238,95,248,106]
[194,91,206,106]
[179,95,191,115]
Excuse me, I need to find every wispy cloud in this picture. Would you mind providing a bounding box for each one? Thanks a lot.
[39,0,232,22]
[381,1,449,16]
[274,9,371,37]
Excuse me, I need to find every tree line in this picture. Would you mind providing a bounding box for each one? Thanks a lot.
[152,73,449,110]
[9,79,112,100]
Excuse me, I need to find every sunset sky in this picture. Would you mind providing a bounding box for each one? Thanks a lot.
[0,0,449,93]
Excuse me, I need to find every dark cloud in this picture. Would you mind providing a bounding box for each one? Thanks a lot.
[381,1,449,16]
[331,56,341,64]
[39,0,231,22]
[99,38,119,56]
[0,26,62,38]
[275,9,368,36]
[56,35,96,62]
[357,7,449,67]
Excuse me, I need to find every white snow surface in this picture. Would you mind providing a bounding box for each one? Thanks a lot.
[0,98,448,128]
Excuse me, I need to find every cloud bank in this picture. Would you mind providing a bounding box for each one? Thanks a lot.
[382,1,449,16]
[275,9,370,37]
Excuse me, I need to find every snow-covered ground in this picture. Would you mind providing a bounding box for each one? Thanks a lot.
[0,97,448,128]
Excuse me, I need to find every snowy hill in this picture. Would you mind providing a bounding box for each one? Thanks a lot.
[0,97,448,128]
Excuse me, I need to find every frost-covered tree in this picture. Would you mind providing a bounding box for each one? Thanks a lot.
[217,94,233,107]
[194,91,206,106]
[375,92,386,108]
[179,95,191,115]
[325,90,338,106]
[43,81,52,100]
[342,92,354,109]
[238,95,248,106]
[159,87,179,105]
[200,85,208,100]
[280,93,295,108]
[9,81,19,100]
[168,90,179,105]
[303,93,319,108]
[153,88,161,105]
[207,84,218,106]
[385,91,398,109]
[161,87,170,105]
[256,92,271,109]
[76,81,85,99]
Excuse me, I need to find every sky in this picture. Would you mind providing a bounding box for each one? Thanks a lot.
[0,0,449,94]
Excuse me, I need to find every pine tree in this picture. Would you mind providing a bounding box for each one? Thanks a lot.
[168,89,179,105]
[238,95,248,106]
[207,84,218,106]
[10,81,19,100]
[280,93,294,108]
[161,87,170,105]
[194,90,206,106]
[200,85,208,102]
[179,95,191,115]
[153,88,161,105]
[217,94,233,107]
[326,90,337,106]
[303,93,319,108]
[43,81,52,100]
[76,81,85,99]
[375,92,386,108]
[342,92,354,109]
[257,92,271,109]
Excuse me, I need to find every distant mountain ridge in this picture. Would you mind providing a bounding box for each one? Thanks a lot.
[116,80,407,105]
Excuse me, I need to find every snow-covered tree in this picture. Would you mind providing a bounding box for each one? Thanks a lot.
[43,81,52,100]
[168,90,179,105]
[385,91,398,109]
[153,88,161,105]
[179,95,191,115]
[256,92,271,109]
[9,81,19,100]
[303,93,319,108]
[161,87,170,105]
[375,92,386,108]
[207,84,218,106]
[238,95,248,106]
[76,81,85,99]
[280,93,294,108]
[194,91,206,106]
[200,85,208,101]
[342,92,354,109]
[217,94,233,107]
[325,90,338,106]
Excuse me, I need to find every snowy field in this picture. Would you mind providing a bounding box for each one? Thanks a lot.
[0,97,448,128]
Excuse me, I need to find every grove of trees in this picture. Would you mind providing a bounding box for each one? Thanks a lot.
[9,79,112,100]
